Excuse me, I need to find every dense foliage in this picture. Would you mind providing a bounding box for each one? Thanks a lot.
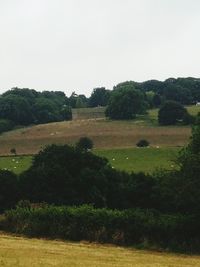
[0,88,72,128]
[3,204,200,252]
[89,88,111,107]
[105,84,147,120]
[158,101,188,125]
[0,77,200,131]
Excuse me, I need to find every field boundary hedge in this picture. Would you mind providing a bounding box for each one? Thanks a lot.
[2,204,200,253]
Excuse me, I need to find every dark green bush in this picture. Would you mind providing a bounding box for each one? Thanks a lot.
[136,139,150,147]
[76,137,94,151]
[0,170,19,212]
[3,204,200,252]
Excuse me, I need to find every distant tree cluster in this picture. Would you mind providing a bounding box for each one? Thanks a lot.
[105,82,147,120]
[0,77,200,132]
[0,88,72,129]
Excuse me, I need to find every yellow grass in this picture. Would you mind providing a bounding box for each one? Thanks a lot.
[0,119,191,155]
[0,234,200,267]
[0,104,199,155]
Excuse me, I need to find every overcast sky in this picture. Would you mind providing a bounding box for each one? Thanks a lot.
[0,0,200,96]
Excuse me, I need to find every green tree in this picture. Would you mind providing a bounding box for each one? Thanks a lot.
[158,101,187,125]
[89,88,110,107]
[0,95,33,125]
[33,98,61,124]
[173,125,200,213]
[105,87,146,120]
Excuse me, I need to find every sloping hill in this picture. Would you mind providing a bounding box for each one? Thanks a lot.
[0,234,200,267]
[0,105,199,156]
[0,118,191,155]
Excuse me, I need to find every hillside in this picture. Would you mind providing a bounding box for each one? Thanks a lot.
[0,119,191,155]
[0,105,198,156]
[0,234,200,267]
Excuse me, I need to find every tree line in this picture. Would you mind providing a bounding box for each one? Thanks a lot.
[0,77,200,132]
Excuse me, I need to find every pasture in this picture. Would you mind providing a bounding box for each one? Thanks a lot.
[0,234,200,267]
[0,147,179,174]
[0,156,32,174]
[0,119,191,155]
[97,147,179,173]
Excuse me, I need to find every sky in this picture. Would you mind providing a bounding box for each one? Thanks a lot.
[0,0,200,96]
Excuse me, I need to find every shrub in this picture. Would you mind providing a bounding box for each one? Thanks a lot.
[76,137,94,151]
[0,170,19,212]
[136,139,149,147]
[3,204,200,252]
[10,148,17,156]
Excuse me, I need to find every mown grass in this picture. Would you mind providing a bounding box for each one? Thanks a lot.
[0,234,200,267]
[0,156,32,174]
[0,148,179,174]
[96,147,179,173]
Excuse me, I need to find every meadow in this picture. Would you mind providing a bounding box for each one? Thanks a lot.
[0,105,198,173]
[0,234,200,267]
[0,147,179,174]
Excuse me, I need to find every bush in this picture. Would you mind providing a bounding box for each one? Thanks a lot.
[3,204,200,252]
[136,139,149,147]
[10,148,17,156]
[0,170,19,212]
[76,137,94,151]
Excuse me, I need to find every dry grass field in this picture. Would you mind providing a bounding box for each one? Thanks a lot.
[0,234,200,267]
[0,119,191,155]
[0,105,198,156]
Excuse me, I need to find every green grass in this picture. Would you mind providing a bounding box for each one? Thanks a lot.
[0,148,179,174]
[96,147,179,173]
[0,156,32,174]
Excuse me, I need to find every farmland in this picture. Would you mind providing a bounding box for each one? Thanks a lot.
[0,105,198,173]
[0,234,200,267]
[0,147,179,174]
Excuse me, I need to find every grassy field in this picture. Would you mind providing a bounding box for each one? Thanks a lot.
[97,147,179,173]
[0,120,191,155]
[0,148,179,174]
[0,234,200,267]
[0,156,32,174]
[0,105,198,156]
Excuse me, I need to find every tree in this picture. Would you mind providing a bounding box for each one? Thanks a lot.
[19,144,108,206]
[105,86,146,120]
[152,94,162,107]
[173,125,200,213]
[33,98,61,124]
[76,137,94,151]
[89,88,111,107]
[158,101,187,125]
[60,105,72,120]
[0,95,33,125]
